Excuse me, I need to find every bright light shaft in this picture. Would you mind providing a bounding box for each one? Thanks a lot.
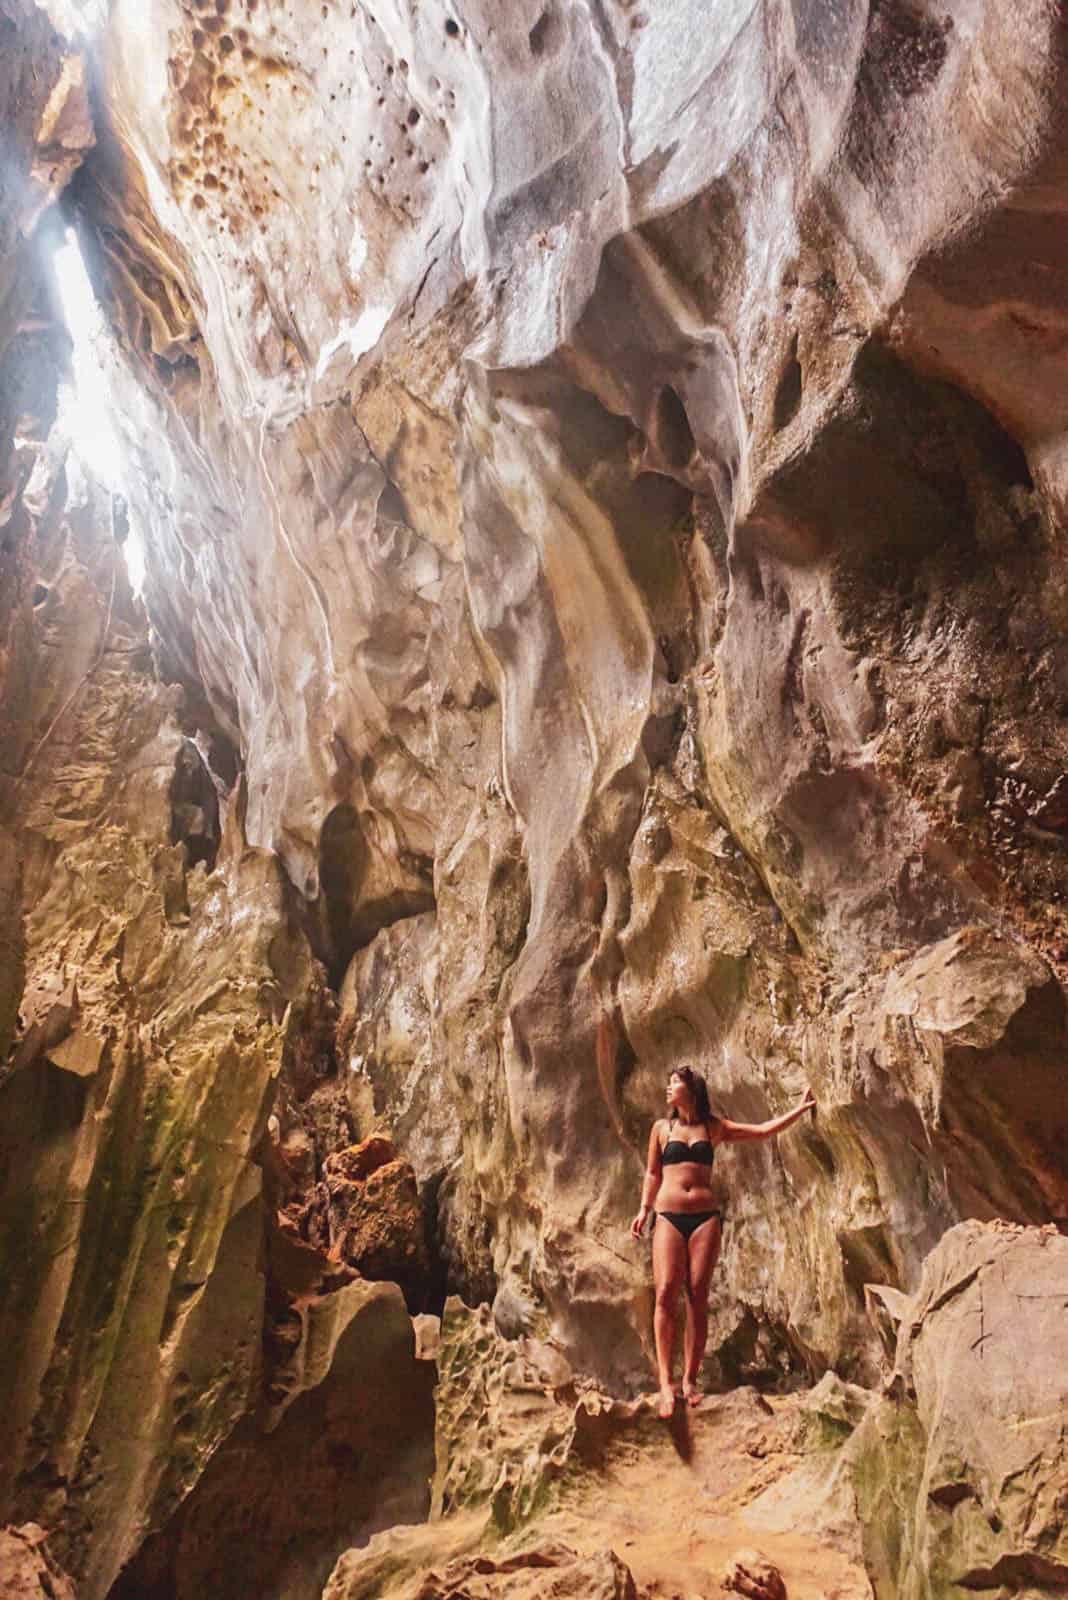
[53,229,146,592]
[45,0,109,39]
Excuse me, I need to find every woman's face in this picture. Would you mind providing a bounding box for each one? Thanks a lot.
[666,1072,688,1111]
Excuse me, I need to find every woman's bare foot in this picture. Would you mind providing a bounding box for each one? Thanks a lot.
[682,1379,703,1408]
[656,1385,677,1419]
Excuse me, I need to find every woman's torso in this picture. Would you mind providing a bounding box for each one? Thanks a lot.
[655,1119,719,1213]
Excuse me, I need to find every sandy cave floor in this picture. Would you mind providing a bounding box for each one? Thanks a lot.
[334,1385,871,1599]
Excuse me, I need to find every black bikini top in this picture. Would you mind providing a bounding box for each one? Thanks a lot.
[660,1126,715,1168]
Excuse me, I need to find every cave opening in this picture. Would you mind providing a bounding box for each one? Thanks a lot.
[49,224,147,592]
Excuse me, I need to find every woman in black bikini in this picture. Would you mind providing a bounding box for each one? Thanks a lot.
[631,1066,815,1418]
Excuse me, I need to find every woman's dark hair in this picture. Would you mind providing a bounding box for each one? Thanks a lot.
[669,1065,713,1127]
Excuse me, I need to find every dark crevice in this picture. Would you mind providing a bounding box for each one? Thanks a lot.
[377,476,410,526]
[773,336,803,431]
[419,1168,456,1317]
[170,739,220,871]
[318,803,368,982]
[957,1552,1068,1591]
[929,1481,978,1510]
[313,803,435,990]
[655,383,696,469]
[837,1222,895,1299]
[529,7,561,56]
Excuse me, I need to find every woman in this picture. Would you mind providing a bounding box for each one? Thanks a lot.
[631,1066,815,1418]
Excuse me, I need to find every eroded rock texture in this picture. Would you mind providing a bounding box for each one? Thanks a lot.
[0,17,434,1594]
[851,1221,1068,1599]
[79,0,1068,1383]
[3,0,1068,1596]
[111,1281,435,1600]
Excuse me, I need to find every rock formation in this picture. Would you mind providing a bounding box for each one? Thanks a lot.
[1,0,1068,1596]
[850,1221,1068,1599]
[0,1523,76,1600]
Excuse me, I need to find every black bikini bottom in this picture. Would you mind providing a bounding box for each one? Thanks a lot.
[656,1209,722,1242]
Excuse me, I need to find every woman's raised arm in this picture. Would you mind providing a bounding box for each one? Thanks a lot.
[717,1089,815,1144]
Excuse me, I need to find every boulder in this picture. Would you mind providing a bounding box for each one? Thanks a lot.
[324,1137,430,1293]
[851,1222,1068,1598]
[326,1540,638,1600]
[722,1550,788,1600]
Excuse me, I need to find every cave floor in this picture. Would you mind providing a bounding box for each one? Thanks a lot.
[328,1385,871,1599]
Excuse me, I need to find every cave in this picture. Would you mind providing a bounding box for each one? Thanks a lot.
[2,3,1068,1599]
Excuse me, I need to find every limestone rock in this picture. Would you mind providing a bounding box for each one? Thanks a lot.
[0,459,306,1597]
[428,1546,640,1600]
[5,0,1068,1591]
[338,914,453,1181]
[0,1524,75,1600]
[326,1134,398,1184]
[327,1540,639,1600]
[323,1137,430,1292]
[412,1312,441,1362]
[59,0,1068,1407]
[722,1551,788,1600]
[431,1297,582,1531]
[880,928,1050,1052]
[325,1377,872,1600]
[110,1282,435,1600]
[850,1222,1068,1599]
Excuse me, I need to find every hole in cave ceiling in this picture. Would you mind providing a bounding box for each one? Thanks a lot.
[50,226,147,593]
[46,0,108,37]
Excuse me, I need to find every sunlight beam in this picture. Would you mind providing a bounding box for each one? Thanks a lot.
[52,229,146,593]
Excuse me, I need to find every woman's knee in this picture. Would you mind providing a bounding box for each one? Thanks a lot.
[654,1280,682,1313]
[684,1280,710,1312]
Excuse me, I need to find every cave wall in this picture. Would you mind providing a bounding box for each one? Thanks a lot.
[79,0,1068,1382]
[0,12,434,1597]
[2,0,1068,1595]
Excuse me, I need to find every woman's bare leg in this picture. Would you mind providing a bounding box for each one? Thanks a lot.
[651,1216,687,1416]
[682,1217,722,1404]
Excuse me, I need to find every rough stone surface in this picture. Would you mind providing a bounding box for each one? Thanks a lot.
[431,1297,586,1532]
[324,1361,872,1600]
[327,1540,639,1600]
[0,1523,76,1600]
[3,0,1068,1596]
[62,0,1068,1401]
[110,1281,435,1600]
[0,26,437,1592]
[723,1551,788,1600]
[321,1137,430,1294]
[850,1221,1068,1600]
[0,411,318,1594]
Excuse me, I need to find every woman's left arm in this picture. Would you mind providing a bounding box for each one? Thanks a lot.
[716,1088,816,1144]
